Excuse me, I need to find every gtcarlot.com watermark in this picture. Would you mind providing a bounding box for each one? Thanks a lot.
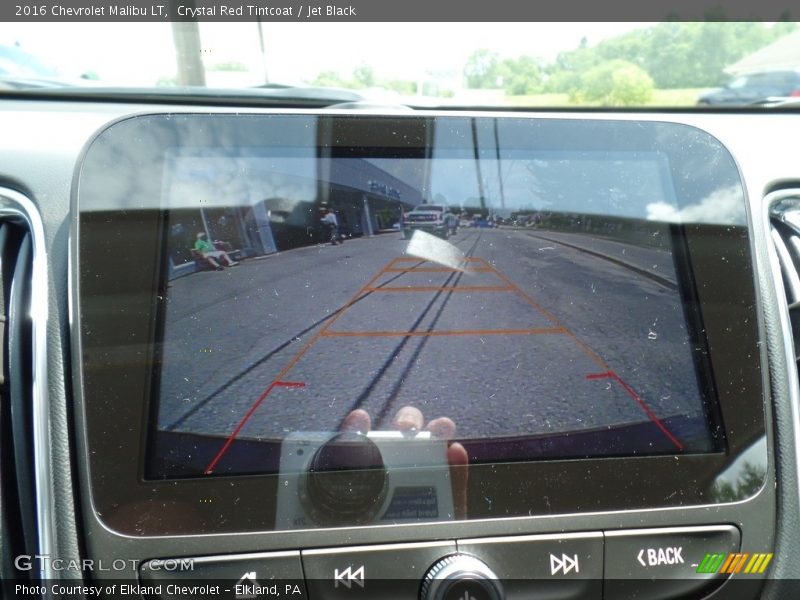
[15,556,197,598]
[14,554,194,573]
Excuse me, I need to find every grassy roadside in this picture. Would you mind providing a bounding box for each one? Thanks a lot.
[503,88,711,108]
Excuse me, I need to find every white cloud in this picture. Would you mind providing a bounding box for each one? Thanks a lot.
[646,185,746,225]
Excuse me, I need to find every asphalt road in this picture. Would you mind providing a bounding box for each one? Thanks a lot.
[158,228,706,457]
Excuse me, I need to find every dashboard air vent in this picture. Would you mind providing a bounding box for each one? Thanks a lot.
[770,195,800,365]
[0,217,36,583]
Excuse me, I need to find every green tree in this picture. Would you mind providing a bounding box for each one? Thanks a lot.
[626,22,797,88]
[545,22,798,92]
[464,49,503,89]
[353,64,375,88]
[310,66,417,95]
[501,56,544,95]
[312,70,349,88]
[595,28,650,67]
[385,80,417,95]
[208,61,248,72]
[711,462,765,502]
[544,46,600,94]
[571,60,654,106]
[642,23,699,88]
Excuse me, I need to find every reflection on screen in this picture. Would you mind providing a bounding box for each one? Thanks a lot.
[148,152,719,479]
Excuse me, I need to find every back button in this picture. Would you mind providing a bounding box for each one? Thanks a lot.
[604,525,741,600]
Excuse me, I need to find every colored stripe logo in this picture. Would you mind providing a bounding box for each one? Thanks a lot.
[697,553,773,574]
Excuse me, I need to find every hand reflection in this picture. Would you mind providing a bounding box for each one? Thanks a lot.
[341,406,469,519]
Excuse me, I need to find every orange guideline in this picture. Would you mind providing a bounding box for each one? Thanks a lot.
[204,255,682,474]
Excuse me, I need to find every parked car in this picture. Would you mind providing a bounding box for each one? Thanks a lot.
[697,70,800,106]
[403,203,458,239]
[470,214,498,228]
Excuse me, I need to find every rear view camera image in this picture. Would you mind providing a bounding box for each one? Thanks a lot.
[148,150,722,485]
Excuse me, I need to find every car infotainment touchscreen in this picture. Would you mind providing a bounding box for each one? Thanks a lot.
[76,114,765,535]
[152,150,717,479]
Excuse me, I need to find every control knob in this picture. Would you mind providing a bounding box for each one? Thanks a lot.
[420,554,503,600]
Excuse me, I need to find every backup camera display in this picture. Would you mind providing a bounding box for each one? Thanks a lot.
[147,149,721,480]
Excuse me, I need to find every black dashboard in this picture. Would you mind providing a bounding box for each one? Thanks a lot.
[2,100,800,600]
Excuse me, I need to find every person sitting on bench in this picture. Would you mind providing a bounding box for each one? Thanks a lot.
[194,232,239,269]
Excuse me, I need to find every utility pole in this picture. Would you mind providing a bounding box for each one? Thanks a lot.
[493,118,506,210]
[170,3,206,86]
[471,118,486,213]
[256,18,269,84]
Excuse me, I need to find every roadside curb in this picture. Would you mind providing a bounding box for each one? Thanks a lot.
[526,232,678,290]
